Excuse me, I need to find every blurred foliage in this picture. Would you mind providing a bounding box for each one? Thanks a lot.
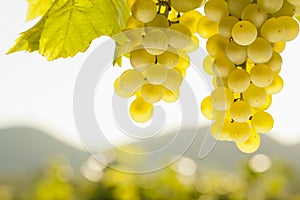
[1,153,300,200]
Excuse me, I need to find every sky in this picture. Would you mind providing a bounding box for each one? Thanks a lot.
[0,1,300,150]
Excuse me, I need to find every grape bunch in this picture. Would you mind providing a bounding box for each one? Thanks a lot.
[199,0,299,153]
[114,0,204,123]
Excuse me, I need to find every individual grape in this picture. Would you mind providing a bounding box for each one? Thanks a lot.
[197,16,219,39]
[272,41,286,53]
[250,64,274,87]
[218,16,239,39]
[180,10,203,33]
[236,128,261,153]
[225,41,247,65]
[229,121,251,142]
[202,55,215,76]
[130,97,154,123]
[278,16,299,42]
[230,100,251,122]
[183,35,200,53]
[265,74,284,94]
[119,69,145,93]
[143,29,169,55]
[141,84,164,103]
[210,119,232,141]
[131,0,157,23]
[266,51,282,72]
[167,24,192,49]
[273,0,296,17]
[213,76,228,88]
[145,14,169,28]
[114,77,134,98]
[227,68,251,93]
[211,87,233,110]
[288,0,300,6]
[254,94,272,111]
[130,48,156,71]
[260,18,285,43]
[251,111,274,133]
[204,0,229,22]
[126,15,144,29]
[257,0,284,13]
[243,84,267,107]
[206,34,228,58]
[212,56,235,78]
[247,37,273,64]
[232,21,258,46]
[145,64,167,85]
[171,0,203,12]
[241,3,268,28]
[163,69,183,91]
[157,48,179,69]
[162,88,180,103]
[227,0,252,18]
[201,96,227,120]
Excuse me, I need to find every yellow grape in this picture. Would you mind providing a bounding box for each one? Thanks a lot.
[210,119,233,141]
[246,58,256,73]
[114,77,134,98]
[163,69,183,91]
[272,41,286,53]
[260,18,285,43]
[213,76,228,88]
[202,55,215,76]
[265,74,284,94]
[273,0,296,17]
[225,40,247,65]
[157,48,179,69]
[183,35,200,53]
[141,84,164,103]
[162,88,180,103]
[204,0,229,22]
[127,0,136,7]
[254,94,272,111]
[130,48,156,71]
[197,16,219,39]
[206,34,228,58]
[171,0,203,12]
[130,97,154,123]
[180,10,203,33]
[232,21,257,46]
[174,51,190,70]
[227,0,252,18]
[247,37,273,64]
[251,111,274,133]
[250,64,274,87]
[211,87,233,110]
[119,69,145,93]
[143,29,169,55]
[266,51,282,72]
[236,128,261,153]
[167,24,192,49]
[278,16,300,42]
[257,0,284,13]
[131,0,157,23]
[287,0,300,6]
[212,56,235,78]
[218,16,239,38]
[229,121,251,142]
[145,64,167,85]
[241,3,268,28]
[126,15,144,29]
[201,96,227,120]
[230,100,251,123]
[243,84,267,107]
[145,14,169,28]
[227,68,251,93]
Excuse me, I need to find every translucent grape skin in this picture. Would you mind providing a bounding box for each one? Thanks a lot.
[243,84,267,107]
[250,64,274,87]
[204,0,229,22]
[130,97,154,123]
[130,48,156,71]
[247,37,273,64]
[225,41,247,65]
[143,29,169,55]
[236,128,261,153]
[229,121,251,142]
[171,0,203,12]
[141,84,164,103]
[197,16,219,39]
[230,100,251,122]
[260,18,285,43]
[251,111,274,133]
[119,69,145,93]
[227,68,251,93]
[145,64,167,85]
[232,21,257,46]
[218,16,239,39]
[210,87,233,110]
[167,24,192,49]
[241,3,268,28]
[131,0,157,23]
[257,0,284,13]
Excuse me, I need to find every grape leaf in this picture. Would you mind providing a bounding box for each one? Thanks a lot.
[26,0,54,21]
[8,0,130,60]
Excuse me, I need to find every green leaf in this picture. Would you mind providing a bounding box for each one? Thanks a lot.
[26,0,54,21]
[8,0,130,60]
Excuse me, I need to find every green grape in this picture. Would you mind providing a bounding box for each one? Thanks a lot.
[225,41,247,65]
[210,119,233,141]
[204,0,229,22]
[243,84,267,107]
[261,18,285,43]
[114,77,134,98]
[250,64,274,87]
[126,15,144,29]
[227,0,252,18]
[257,0,284,13]
[227,68,251,93]
[254,94,272,111]
[162,88,180,103]
[266,51,282,72]
[251,111,274,133]
[241,3,268,28]
[229,121,251,142]
[167,24,192,49]
[145,64,167,85]
[213,76,228,88]
[163,69,183,91]
[180,10,203,33]
[211,87,233,110]
[143,29,169,55]
[171,0,203,12]
[265,74,284,94]
[183,35,200,52]
[230,100,251,123]
[273,0,296,17]
[131,0,157,23]
[218,16,239,38]
[212,56,235,78]
[278,16,299,42]
[157,48,179,69]
[206,34,228,58]
[247,37,273,64]
[288,0,300,6]
[145,14,169,28]
[119,69,145,93]
[197,16,219,39]
[272,41,286,53]
[141,84,164,103]
[130,48,156,71]
[232,21,258,46]
[201,96,227,120]
[203,55,215,76]
[130,97,154,123]
[236,128,261,153]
